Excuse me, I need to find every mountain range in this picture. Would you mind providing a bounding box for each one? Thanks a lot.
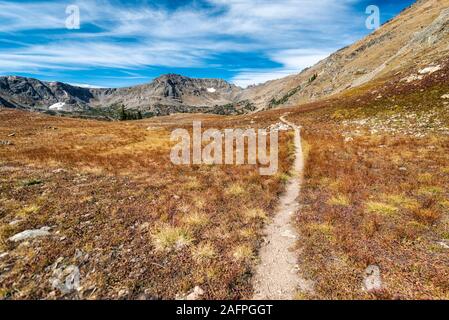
[0,0,448,119]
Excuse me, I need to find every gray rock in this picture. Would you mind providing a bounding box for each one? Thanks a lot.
[362,265,383,292]
[50,265,81,294]
[8,227,51,242]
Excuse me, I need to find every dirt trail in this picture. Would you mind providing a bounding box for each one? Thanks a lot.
[252,115,310,300]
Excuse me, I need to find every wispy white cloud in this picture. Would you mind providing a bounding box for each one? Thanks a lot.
[232,49,331,87]
[0,0,365,86]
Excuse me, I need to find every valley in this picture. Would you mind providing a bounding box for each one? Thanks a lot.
[0,0,448,300]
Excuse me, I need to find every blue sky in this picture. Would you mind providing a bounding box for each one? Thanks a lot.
[0,0,416,88]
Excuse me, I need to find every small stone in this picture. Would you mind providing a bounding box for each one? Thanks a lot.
[281,230,297,239]
[418,65,441,75]
[118,289,129,298]
[0,252,9,259]
[139,222,150,231]
[9,219,22,226]
[8,227,51,242]
[441,94,449,99]
[0,140,13,146]
[50,265,81,295]
[74,249,83,260]
[362,265,383,292]
[437,241,449,249]
[186,286,205,300]
[8,132,16,137]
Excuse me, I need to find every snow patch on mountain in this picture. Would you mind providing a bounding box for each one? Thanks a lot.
[49,102,66,110]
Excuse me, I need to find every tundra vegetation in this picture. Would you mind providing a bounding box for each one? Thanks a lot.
[285,57,449,299]
[0,109,292,299]
[0,58,448,300]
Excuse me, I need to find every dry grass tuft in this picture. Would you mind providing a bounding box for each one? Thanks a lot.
[232,245,254,262]
[243,208,268,221]
[152,225,193,252]
[365,201,398,216]
[412,208,441,224]
[225,183,246,197]
[192,242,216,262]
[327,194,350,207]
[385,194,419,210]
[181,211,210,229]
[16,204,40,218]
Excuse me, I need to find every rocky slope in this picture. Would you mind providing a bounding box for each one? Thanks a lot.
[0,74,248,118]
[0,76,95,112]
[239,0,449,110]
[0,0,447,118]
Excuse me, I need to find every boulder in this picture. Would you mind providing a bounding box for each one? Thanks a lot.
[50,265,81,295]
[362,265,383,292]
[9,227,51,242]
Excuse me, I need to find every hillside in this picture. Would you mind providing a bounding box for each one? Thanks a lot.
[239,0,449,110]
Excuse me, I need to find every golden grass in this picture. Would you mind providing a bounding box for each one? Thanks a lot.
[327,194,350,207]
[152,225,193,252]
[225,183,246,197]
[365,201,399,216]
[243,208,268,221]
[192,242,216,262]
[385,194,420,210]
[16,204,40,218]
[181,211,210,229]
[232,244,254,262]
[0,108,292,299]
[286,79,449,299]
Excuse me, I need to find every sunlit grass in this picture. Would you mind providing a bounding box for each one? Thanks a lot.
[327,194,350,207]
[365,201,399,216]
[152,225,193,252]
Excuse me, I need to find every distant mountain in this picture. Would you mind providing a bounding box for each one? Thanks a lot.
[91,74,248,116]
[1,0,448,119]
[0,74,252,119]
[0,76,95,111]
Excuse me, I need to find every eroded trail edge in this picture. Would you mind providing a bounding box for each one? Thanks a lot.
[252,115,308,300]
